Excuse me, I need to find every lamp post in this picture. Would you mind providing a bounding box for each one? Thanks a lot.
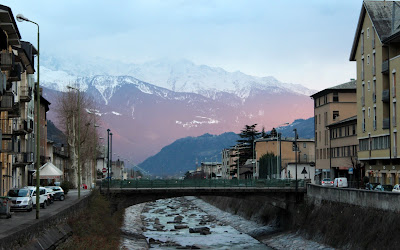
[16,13,41,219]
[276,122,289,179]
[110,132,113,182]
[294,128,298,197]
[67,85,80,198]
[107,129,110,191]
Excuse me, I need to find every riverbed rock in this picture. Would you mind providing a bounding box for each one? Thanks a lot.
[189,227,211,235]
[174,215,184,223]
[174,225,189,230]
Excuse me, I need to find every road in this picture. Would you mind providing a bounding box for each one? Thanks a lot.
[0,189,91,239]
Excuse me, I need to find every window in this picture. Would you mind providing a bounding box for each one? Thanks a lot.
[315,132,318,146]
[371,135,390,150]
[324,95,327,104]
[339,127,342,137]
[333,111,339,120]
[373,52,376,75]
[368,81,370,91]
[319,114,321,124]
[373,107,377,130]
[315,115,317,126]
[303,154,307,161]
[333,92,339,102]
[362,58,364,80]
[361,31,364,54]
[373,79,376,102]
[303,142,306,148]
[367,27,370,38]
[367,55,370,65]
[352,125,356,135]
[359,139,369,151]
[368,107,371,118]
[394,102,397,127]
[324,112,327,125]
[362,110,366,132]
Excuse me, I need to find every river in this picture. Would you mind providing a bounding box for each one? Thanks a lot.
[120,197,333,250]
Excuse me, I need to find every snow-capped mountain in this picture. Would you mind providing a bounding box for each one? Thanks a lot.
[40,57,316,100]
[41,57,314,164]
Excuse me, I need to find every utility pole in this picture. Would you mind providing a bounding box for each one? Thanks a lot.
[294,128,298,198]
[107,129,110,192]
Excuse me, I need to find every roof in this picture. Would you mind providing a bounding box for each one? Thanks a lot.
[33,162,63,179]
[0,5,21,45]
[310,80,356,99]
[350,1,400,61]
[326,115,357,128]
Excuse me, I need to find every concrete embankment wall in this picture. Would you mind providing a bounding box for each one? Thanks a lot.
[0,194,91,250]
[201,186,400,249]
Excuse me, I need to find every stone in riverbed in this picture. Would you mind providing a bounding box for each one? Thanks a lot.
[174,224,189,230]
[189,227,211,235]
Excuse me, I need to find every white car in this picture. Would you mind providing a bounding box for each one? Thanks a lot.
[27,187,49,209]
[7,188,33,212]
[393,184,400,193]
[45,186,65,201]
[334,177,348,188]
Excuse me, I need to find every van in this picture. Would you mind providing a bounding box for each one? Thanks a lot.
[334,177,348,188]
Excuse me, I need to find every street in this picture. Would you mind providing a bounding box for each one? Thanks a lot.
[0,189,91,239]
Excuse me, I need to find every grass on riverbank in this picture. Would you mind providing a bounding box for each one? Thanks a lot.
[59,191,124,250]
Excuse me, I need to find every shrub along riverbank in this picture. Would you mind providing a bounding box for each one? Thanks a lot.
[58,191,124,250]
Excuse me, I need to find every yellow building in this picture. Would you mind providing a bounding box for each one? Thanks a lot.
[310,81,357,182]
[350,1,400,185]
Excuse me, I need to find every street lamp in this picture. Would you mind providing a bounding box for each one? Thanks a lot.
[276,122,289,179]
[107,129,110,191]
[294,128,298,198]
[110,133,113,181]
[17,13,41,219]
[67,85,81,199]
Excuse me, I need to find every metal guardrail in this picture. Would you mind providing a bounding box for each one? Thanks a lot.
[101,178,306,189]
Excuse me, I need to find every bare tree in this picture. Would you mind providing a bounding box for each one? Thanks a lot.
[55,89,99,188]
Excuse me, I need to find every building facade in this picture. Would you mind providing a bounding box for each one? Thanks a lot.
[310,81,357,181]
[350,1,400,185]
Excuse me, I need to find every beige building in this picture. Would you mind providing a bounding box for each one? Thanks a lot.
[221,148,238,179]
[350,1,400,185]
[255,138,315,179]
[310,81,357,181]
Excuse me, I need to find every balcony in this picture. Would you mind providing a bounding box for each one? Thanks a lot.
[382,60,389,74]
[14,119,29,135]
[8,64,21,82]
[1,119,16,139]
[382,89,390,102]
[383,118,390,129]
[0,51,15,71]
[0,140,15,153]
[20,86,32,102]
[14,152,34,166]
[0,95,14,111]
[8,103,20,118]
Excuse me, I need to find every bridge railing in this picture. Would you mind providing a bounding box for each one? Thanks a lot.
[100,178,306,189]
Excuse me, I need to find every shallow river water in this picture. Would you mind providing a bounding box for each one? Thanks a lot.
[120,197,333,250]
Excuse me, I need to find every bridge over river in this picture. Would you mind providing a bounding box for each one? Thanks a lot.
[100,179,307,212]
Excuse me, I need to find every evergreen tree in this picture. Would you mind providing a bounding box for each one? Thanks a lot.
[236,124,261,166]
[259,153,278,179]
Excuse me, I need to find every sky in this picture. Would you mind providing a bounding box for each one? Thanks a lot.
[3,0,363,91]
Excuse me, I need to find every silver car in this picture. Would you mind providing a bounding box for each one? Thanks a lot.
[7,188,33,212]
[321,178,333,187]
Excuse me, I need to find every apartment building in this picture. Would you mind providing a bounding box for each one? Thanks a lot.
[310,81,357,182]
[255,138,315,179]
[221,148,237,179]
[350,1,400,185]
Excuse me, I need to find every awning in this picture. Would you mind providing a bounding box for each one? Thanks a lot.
[32,162,63,179]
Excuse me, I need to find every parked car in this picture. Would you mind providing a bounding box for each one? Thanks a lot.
[382,185,394,192]
[45,188,55,204]
[45,186,65,201]
[27,187,49,209]
[374,184,384,191]
[7,188,33,212]
[366,182,380,190]
[321,178,333,187]
[334,177,348,188]
[393,184,400,192]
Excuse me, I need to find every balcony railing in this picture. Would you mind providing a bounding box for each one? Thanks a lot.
[0,95,14,110]
[0,51,15,71]
[382,89,390,102]
[382,60,389,74]
[20,86,32,102]
[15,152,34,165]
[383,118,390,129]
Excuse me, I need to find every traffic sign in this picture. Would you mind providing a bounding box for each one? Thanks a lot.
[102,168,107,173]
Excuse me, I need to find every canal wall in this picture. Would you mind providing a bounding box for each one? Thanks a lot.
[0,193,91,250]
[200,186,400,249]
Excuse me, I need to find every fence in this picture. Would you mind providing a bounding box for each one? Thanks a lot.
[101,178,305,189]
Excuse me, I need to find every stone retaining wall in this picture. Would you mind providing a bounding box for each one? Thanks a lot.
[307,184,400,212]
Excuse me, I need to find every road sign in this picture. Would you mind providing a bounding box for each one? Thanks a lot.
[349,168,353,174]
[102,168,107,173]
